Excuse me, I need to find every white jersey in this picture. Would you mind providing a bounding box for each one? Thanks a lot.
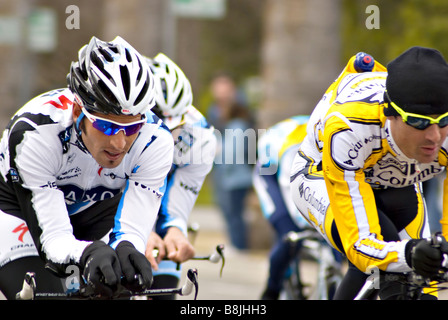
[155,105,217,236]
[0,88,173,267]
[254,115,309,228]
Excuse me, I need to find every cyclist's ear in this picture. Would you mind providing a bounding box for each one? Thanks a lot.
[72,101,83,122]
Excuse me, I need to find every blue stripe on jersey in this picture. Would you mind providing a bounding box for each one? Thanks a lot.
[109,180,129,245]
[66,201,92,215]
[192,116,210,129]
[157,169,176,236]
[159,174,168,194]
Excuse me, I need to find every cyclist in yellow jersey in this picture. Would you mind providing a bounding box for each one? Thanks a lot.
[290,47,448,299]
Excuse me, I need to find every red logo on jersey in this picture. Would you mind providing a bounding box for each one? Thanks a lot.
[13,223,29,243]
[46,95,72,110]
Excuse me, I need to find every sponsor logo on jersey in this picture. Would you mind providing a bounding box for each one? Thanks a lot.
[57,167,82,180]
[9,168,20,183]
[365,157,443,187]
[12,223,29,243]
[61,184,121,205]
[180,181,199,195]
[134,181,163,198]
[298,181,329,215]
[45,94,72,110]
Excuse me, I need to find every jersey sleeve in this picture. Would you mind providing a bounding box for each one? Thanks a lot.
[108,126,174,253]
[322,114,412,273]
[156,129,217,236]
[7,120,91,265]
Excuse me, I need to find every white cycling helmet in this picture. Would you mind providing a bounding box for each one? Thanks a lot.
[68,36,156,116]
[147,53,193,128]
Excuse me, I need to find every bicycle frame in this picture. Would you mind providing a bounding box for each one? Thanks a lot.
[353,277,379,300]
[281,229,343,300]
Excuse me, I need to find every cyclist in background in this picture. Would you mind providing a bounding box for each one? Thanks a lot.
[253,115,311,299]
[0,36,173,299]
[144,53,217,298]
[291,47,448,299]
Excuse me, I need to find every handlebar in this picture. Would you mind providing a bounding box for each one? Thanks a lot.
[283,229,322,243]
[190,244,225,277]
[430,233,448,271]
[355,232,448,300]
[16,268,199,300]
[153,244,225,276]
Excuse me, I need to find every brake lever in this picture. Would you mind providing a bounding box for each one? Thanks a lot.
[15,272,37,300]
[428,232,448,279]
[430,232,443,247]
[191,244,225,277]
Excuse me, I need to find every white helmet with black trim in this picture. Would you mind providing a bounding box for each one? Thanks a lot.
[68,36,156,116]
[147,53,193,128]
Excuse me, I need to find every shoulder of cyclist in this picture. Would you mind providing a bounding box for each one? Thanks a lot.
[171,105,217,168]
[257,116,309,173]
[155,106,216,237]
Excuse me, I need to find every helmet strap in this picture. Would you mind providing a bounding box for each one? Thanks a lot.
[73,111,89,154]
[75,111,85,134]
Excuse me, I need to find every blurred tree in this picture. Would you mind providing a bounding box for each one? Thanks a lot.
[341,0,448,66]
[257,0,341,129]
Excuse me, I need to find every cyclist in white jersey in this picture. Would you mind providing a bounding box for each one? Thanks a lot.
[0,36,174,299]
[253,115,311,299]
[144,53,217,298]
[290,47,448,299]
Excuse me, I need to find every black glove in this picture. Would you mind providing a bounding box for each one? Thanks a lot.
[405,238,445,279]
[115,241,153,292]
[80,241,122,298]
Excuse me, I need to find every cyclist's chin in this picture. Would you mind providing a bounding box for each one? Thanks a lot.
[96,153,125,169]
[414,153,438,164]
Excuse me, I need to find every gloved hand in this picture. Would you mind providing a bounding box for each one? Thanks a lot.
[405,238,446,279]
[116,241,153,292]
[80,241,122,298]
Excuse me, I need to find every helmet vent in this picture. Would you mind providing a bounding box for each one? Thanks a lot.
[136,59,143,82]
[91,51,115,86]
[174,88,184,107]
[120,66,131,100]
[135,73,150,106]
[98,47,114,62]
[125,48,133,63]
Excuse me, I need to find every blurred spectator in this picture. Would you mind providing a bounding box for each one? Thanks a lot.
[207,72,254,250]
